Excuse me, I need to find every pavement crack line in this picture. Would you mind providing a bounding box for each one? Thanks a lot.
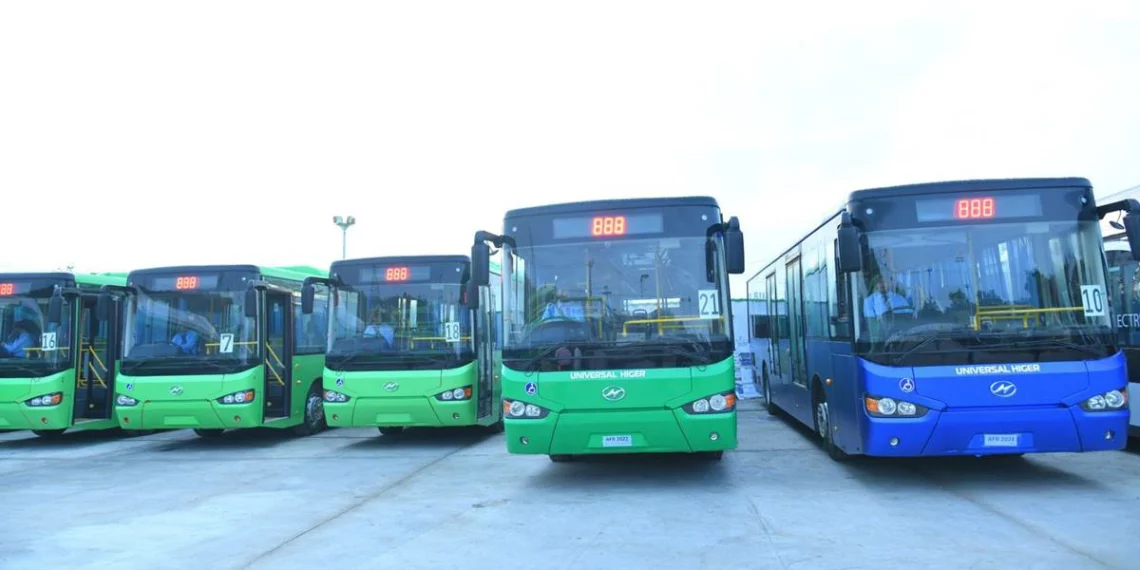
[913,468,1118,569]
[237,440,482,569]
[747,496,789,570]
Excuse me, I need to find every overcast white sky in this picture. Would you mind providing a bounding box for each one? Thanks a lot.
[2,1,1137,296]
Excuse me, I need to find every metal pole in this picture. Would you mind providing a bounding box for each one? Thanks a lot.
[341,228,347,259]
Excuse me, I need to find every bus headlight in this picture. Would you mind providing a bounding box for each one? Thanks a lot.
[865,395,927,418]
[216,390,255,405]
[435,386,472,401]
[1080,388,1128,412]
[324,390,350,403]
[683,392,736,414]
[503,399,550,419]
[116,395,139,407]
[25,393,63,407]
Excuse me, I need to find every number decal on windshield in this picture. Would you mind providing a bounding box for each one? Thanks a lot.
[698,289,721,319]
[41,332,57,352]
[1080,285,1106,317]
[444,322,462,343]
[219,333,235,354]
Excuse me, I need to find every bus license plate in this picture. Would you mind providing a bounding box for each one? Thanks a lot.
[983,434,1019,447]
[602,435,633,448]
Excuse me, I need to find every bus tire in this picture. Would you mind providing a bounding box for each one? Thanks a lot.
[762,366,775,416]
[293,383,326,436]
[699,450,724,461]
[194,428,224,438]
[32,429,66,438]
[485,418,504,434]
[813,387,850,462]
[549,454,573,462]
[378,426,405,436]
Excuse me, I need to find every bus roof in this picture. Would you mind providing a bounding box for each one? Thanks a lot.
[330,255,470,272]
[127,264,326,282]
[847,177,1092,202]
[505,196,720,219]
[0,272,128,287]
[745,177,1095,287]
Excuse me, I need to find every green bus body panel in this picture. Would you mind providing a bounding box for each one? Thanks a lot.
[115,354,323,430]
[0,271,128,433]
[501,357,738,455]
[0,369,75,430]
[325,361,494,428]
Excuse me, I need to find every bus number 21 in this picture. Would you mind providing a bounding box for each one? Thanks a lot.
[698,290,721,319]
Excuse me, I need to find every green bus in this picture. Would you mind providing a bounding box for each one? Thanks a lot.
[0,271,127,437]
[471,196,746,461]
[301,255,504,435]
[104,264,329,437]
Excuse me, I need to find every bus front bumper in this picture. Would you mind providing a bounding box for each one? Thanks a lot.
[862,407,1129,456]
[116,401,261,430]
[505,409,736,455]
[0,402,71,431]
[326,397,478,428]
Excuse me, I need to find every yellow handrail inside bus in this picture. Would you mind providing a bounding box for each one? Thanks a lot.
[972,305,1083,330]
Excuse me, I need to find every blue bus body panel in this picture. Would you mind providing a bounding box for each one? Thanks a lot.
[852,353,1129,456]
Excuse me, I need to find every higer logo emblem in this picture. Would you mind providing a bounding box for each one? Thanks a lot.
[601,386,626,401]
[989,381,1017,397]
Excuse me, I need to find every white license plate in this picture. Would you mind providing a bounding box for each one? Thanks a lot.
[601,435,633,447]
[983,434,1019,447]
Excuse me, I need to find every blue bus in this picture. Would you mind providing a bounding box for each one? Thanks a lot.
[747,177,1137,460]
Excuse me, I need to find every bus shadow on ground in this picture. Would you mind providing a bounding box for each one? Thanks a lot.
[0,428,146,449]
[526,451,730,491]
[149,427,301,451]
[780,412,1103,491]
[344,426,494,450]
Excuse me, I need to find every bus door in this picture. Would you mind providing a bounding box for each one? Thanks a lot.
[785,256,808,391]
[474,285,495,419]
[764,273,780,378]
[74,294,117,422]
[263,290,293,420]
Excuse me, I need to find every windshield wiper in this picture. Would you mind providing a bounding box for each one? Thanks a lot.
[636,342,712,365]
[516,345,567,373]
[988,338,1105,357]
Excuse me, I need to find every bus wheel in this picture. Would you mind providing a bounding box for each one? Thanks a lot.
[32,429,66,438]
[484,418,504,434]
[378,427,405,436]
[698,450,724,461]
[814,391,850,462]
[293,385,326,436]
[549,454,573,462]
[194,428,224,438]
[763,369,775,416]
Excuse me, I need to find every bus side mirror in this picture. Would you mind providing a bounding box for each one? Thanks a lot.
[245,288,259,319]
[48,290,64,324]
[724,217,745,275]
[95,294,112,321]
[837,220,863,273]
[471,242,490,287]
[1124,213,1140,261]
[466,282,480,310]
[301,284,315,315]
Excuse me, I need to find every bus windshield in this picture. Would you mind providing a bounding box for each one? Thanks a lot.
[855,218,1114,365]
[327,281,472,371]
[121,286,260,375]
[501,235,732,371]
[0,282,72,378]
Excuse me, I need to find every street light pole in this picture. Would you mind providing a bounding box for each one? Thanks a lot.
[332,215,356,259]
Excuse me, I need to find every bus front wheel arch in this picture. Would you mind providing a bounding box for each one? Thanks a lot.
[812,377,850,462]
[293,379,326,436]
